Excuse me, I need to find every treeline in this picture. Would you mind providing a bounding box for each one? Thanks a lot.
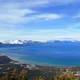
[0,68,79,80]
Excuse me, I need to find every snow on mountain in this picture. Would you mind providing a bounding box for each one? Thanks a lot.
[1,40,27,44]
[0,40,80,44]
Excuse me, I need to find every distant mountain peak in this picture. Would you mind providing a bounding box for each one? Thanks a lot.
[1,40,27,44]
[0,40,80,45]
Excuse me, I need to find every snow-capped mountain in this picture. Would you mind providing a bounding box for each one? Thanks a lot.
[0,40,80,45]
[1,40,27,44]
[1,40,38,44]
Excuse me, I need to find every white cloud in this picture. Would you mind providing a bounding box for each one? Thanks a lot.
[0,1,63,27]
[0,5,35,23]
[0,8,63,24]
[0,0,77,24]
[34,13,63,20]
[22,13,63,22]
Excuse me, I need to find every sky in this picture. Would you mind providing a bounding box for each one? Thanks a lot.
[0,0,80,41]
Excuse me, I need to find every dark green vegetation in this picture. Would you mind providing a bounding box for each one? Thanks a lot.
[0,56,80,80]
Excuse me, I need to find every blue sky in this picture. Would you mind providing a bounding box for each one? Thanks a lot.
[0,0,80,41]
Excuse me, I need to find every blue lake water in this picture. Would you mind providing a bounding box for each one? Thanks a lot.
[0,43,80,66]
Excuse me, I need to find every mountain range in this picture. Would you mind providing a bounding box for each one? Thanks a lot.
[0,40,80,48]
[0,40,80,44]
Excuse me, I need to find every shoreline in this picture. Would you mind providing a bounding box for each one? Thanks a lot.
[6,55,80,69]
[0,55,80,80]
[0,54,80,69]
